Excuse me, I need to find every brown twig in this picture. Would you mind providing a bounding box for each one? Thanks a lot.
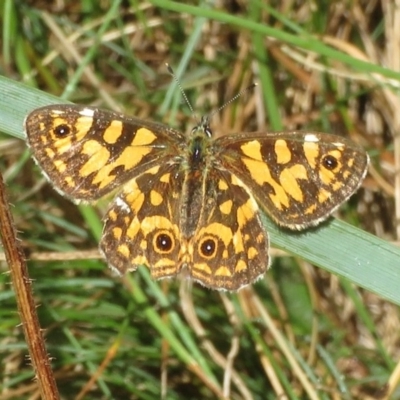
[0,171,59,399]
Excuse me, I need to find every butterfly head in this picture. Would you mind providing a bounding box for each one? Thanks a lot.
[191,115,213,138]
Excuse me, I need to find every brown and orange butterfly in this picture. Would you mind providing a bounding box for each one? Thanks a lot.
[25,104,369,291]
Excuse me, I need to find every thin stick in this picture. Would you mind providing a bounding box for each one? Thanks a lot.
[0,171,59,399]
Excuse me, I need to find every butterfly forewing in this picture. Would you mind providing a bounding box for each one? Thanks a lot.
[216,132,369,230]
[25,105,185,202]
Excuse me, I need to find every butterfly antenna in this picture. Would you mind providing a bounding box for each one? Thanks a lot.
[167,64,256,132]
[166,63,200,124]
[207,82,257,122]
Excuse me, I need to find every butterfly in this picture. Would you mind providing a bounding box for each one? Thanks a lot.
[24,104,369,291]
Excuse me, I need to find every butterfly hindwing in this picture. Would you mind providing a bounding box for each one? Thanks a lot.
[188,168,269,291]
[100,164,184,280]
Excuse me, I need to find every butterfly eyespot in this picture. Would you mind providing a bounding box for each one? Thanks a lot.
[54,124,71,138]
[153,231,174,254]
[322,154,338,170]
[198,236,217,259]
